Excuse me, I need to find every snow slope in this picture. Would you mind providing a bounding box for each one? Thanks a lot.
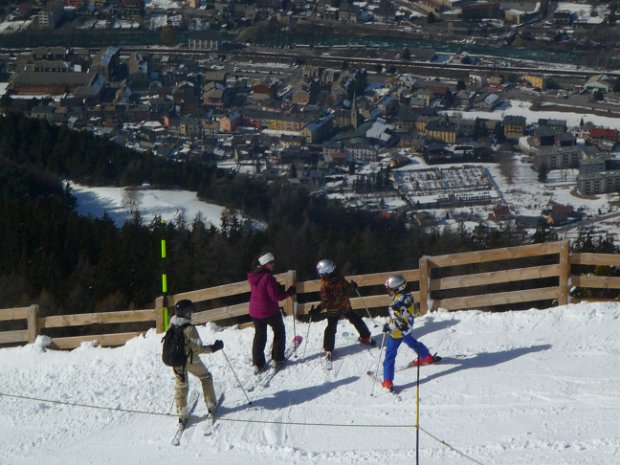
[70,182,228,228]
[1,303,619,465]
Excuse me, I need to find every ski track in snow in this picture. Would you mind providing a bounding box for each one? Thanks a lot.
[1,303,620,464]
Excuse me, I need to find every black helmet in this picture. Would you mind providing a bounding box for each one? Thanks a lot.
[174,299,194,319]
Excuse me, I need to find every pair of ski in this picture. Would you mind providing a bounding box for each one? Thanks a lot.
[250,335,303,390]
[171,391,224,446]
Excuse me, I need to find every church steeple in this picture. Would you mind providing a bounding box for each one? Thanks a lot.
[351,91,358,130]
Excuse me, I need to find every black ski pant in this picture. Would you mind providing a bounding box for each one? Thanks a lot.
[252,312,286,369]
[323,309,371,352]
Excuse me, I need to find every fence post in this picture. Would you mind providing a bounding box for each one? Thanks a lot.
[419,256,430,314]
[283,270,297,316]
[26,305,39,343]
[154,296,166,333]
[558,241,570,306]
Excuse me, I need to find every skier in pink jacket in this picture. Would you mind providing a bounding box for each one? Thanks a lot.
[248,252,296,373]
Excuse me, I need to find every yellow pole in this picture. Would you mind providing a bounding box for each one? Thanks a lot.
[160,221,170,331]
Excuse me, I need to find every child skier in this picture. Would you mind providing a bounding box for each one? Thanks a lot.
[381,275,439,391]
[168,299,224,425]
[309,259,375,360]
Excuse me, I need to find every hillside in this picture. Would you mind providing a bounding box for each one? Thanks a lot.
[1,302,619,465]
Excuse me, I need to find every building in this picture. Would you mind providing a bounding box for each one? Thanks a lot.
[584,75,614,94]
[32,47,70,60]
[187,32,222,51]
[532,145,601,171]
[300,113,333,144]
[473,93,500,111]
[469,72,488,88]
[37,0,64,28]
[113,0,144,18]
[10,71,104,97]
[538,118,567,132]
[219,112,241,133]
[203,84,226,110]
[178,117,202,137]
[503,115,526,140]
[523,74,548,90]
[344,140,380,163]
[577,158,620,195]
[91,47,120,80]
[461,2,502,20]
[589,127,618,152]
[426,120,458,143]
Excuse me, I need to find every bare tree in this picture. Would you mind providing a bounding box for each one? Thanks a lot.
[121,186,143,215]
[495,149,515,184]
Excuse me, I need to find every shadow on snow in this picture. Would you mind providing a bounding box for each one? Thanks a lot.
[398,344,553,391]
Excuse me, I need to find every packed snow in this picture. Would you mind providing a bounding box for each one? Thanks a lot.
[1,302,619,465]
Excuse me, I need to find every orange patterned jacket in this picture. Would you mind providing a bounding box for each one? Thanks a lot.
[319,274,354,317]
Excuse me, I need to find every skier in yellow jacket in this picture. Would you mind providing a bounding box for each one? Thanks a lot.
[381,275,439,392]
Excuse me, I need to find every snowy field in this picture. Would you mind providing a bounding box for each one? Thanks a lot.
[70,182,232,228]
[0,302,619,465]
[453,100,620,130]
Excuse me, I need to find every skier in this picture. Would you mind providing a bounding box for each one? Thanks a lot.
[309,259,375,361]
[381,274,439,391]
[248,252,296,374]
[169,299,223,425]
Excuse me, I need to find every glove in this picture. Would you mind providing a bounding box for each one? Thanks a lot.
[278,283,286,293]
[394,317,408,332]
[309,305,321,321]
[382,323,390,333]
[286,285,296,296]
[210,340,224,352]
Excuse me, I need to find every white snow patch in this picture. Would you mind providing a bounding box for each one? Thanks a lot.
[1,302,619,464]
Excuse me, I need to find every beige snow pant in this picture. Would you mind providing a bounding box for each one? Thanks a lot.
[174,359,217,419]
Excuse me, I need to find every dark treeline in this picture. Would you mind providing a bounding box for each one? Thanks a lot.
[0,113,617,317]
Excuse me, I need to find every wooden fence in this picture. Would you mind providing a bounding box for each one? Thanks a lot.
[1,241,619,349]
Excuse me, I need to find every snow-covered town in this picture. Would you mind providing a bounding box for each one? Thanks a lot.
[3,41,620,236]
[1,0,620,243]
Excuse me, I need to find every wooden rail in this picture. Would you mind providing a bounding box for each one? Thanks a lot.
[39,309,159,350]
[1,241,618,349]
[0,305,38,345]
[419,241,571,312]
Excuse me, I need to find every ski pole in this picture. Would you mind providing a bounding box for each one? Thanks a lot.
[416,359,421,465]
[355,288,378,328]
[293,296,299,357]
[302,314,312,358]
[221,349,252,405]
[370,332,387,397]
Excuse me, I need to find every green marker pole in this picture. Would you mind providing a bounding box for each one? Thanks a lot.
[161,221,170,331]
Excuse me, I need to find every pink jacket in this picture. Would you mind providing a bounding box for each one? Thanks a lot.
[248,269,289,319]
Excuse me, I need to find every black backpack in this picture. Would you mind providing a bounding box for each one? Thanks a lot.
[162,324,189,367]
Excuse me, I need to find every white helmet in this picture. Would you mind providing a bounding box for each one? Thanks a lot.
[316,259,336,277]
[385,275,407,293]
